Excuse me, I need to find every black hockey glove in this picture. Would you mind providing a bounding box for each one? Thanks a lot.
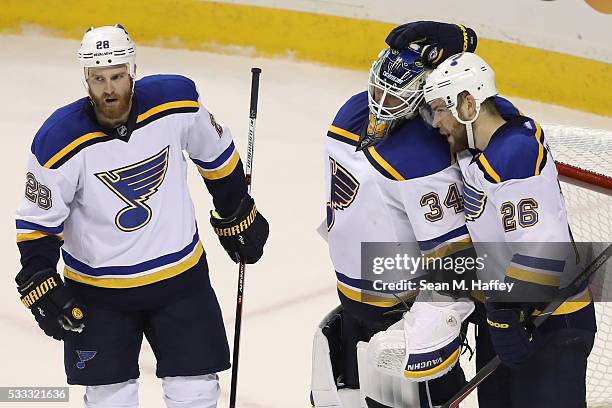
[210,195,269,264]
[17,268,85,341]
[485,303,537,369]
[386,21,478,67]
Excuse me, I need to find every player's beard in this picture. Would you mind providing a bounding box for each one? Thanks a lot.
[90,88,132,126]
[451,121,469,152]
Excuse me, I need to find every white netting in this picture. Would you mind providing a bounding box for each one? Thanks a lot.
[545,125,612,407]
[377,347,406,371]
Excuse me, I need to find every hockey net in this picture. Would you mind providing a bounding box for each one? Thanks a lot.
[545,125,612,408]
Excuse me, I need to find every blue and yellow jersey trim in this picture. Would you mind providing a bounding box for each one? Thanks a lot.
[532,287,592,316]
[32,75,200,169]
[62,231,203,289]
[327,125,360,147]
[336,271,418,308]
[506,253,565,287]
[504,252,592,315]
[192,142,241,180]
[328,91,454,181]
[476,117,548,184]
[134,99,199,129]
[16,219,64,242]
[418,225,473,260]
[326,123,407,181]
[43,131,108,169]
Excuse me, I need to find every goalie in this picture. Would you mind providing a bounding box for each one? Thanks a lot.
[311,21,480,408]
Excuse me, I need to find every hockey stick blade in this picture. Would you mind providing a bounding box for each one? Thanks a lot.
[442,243,612,408]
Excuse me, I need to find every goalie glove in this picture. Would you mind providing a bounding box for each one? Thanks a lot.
[210,195,269,264]
[17,268,85,341]
[386,21,478,67]
[486,303,537,369]
[366,300,474,382]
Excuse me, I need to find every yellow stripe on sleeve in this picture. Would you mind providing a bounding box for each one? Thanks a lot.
[533,288,592,316]
[197,149,240,180]
[367,146,405,181]
[44,132,107,169]
[424,238,473,261]
[478,154,502,183]
[329,125,360,142]
[506,266,561,287]
[16,231,63,242]
[136,100,200,124]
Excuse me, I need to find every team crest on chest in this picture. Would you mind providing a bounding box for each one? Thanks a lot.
[327,157,360,231]
[463,178,487,222]
[95,146,170,232]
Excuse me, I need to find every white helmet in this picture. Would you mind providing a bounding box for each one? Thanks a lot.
[423,52,497,149]
[77,24,136,83]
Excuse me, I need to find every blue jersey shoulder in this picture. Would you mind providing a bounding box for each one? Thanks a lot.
[31,97,98,167]
[494,95,521,120]
[328,91,452,180]
[478,117,547,183]
[330,91,369,136]
[135,74,199,116]
[372,117,452,180]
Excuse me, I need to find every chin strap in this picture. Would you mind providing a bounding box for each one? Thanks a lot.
[451,102,481,149]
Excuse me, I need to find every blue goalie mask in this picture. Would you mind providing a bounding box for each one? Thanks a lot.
[358,47,429,151]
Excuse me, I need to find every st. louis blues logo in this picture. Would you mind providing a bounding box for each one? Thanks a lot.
[75,350,97,370]
[463,178,487,222]
[96,146,170,232]
[326,158,360,231]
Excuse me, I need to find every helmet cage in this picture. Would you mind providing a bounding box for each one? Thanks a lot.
[367,49,428,122]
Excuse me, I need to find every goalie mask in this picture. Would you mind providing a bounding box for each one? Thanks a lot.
[358,46,429,151]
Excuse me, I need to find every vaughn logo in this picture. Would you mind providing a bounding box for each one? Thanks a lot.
[405,357,443,371]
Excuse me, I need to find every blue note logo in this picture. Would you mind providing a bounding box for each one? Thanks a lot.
[76,350,97,370]
[96,146,170,232]
[326,158,360,231]
[463,178,487,222]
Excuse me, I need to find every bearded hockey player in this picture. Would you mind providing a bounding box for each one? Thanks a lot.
[424,52,596,407]
[310,22,480,408]
[15,24,268,408]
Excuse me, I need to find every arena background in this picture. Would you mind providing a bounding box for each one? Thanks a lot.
[2,0,611,116]
[0,1,610,407]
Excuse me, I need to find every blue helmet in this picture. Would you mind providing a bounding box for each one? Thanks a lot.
[358,46,428,150]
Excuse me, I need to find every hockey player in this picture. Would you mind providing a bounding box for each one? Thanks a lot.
[424,52,597,407]
[311,22,481,408]
[15,24,268,408]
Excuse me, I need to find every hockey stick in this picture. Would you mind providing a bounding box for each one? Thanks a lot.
[441,243,612,408]
[229,67,261,408]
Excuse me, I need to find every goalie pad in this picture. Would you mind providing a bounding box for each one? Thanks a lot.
[366,297,474,383]
[357,322,423,408]
[311,306,362,408]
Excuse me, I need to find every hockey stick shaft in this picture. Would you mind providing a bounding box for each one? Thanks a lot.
[229,67,261,408]
[442,243,612,408]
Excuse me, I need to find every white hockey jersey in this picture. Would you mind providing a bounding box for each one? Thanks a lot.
[457,114,591,312]
[325,92,472,316]
[16,75,245,298]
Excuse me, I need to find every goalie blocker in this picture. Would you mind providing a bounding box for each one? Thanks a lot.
[310,296,473,408]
